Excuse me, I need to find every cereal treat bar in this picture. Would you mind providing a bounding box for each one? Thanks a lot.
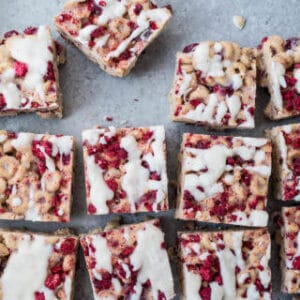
[82,126,168,215]
[266,123,300,201]
[178,229,271,299]
[0,229,78,300]
[168,41,257,129]
[0,130,75,222]
[261,36,300,120]
[175,133,272,226]
[54,0,172,77]
[280,206,300,293]
[0,26,64,118]
[80,219,175,299]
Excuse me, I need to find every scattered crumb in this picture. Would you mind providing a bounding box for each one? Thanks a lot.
[105,116,113,122]
[233,15,246,30]
[133,98,139,102]
[120,120,129,126]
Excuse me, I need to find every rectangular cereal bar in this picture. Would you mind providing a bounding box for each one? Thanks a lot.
[281,206,300,293]
[0,26,64,118]
[0,130,75,222]
[175,133,272,226]
[168,41,257,129]
[80,219,175,299]
[54,0,172,77]
[261,36,300,120]
[82,126,168,215]
[266,123,300,201]
[178,229,271,299]
[0,229,78,300]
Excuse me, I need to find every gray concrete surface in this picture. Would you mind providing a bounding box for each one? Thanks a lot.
[1,0,300,299]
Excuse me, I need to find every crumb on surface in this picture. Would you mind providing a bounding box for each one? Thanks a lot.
[233,15,246,30]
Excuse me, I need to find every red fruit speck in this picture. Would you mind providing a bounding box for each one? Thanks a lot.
[93,272,112,290]
[293,256,300,270]
[24,26,38,35]
[0,94,6,109]
[44,61,55,81]
[120,246,135,258]
[199,286,211,300]
[149,21,158,30]
[158,291,166,300]
[88,203,97,214]
[105,178,118,192]
[14,61,28,77]
[34,292,45,300]
[183,43,199,53]
[133,3,143,15]
[4,30,19,39]
[60,238,76,254]
[91,26,106,39]
[45,273,62,290]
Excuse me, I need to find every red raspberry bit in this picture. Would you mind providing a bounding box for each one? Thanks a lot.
[189,99,201,108]
[44,62,55,81]
[44,273,62,290]
[240,170,252,186]
[293,256,300,270]
[133,3,143,15]
[105,178,118,192]
[91,26,106,39]
[183,43,199,53]
[105,116,113,122]
[164,4,173,12]
[196,140,211,149]
[199,286,211,300]
[120,246,135,258]
[160,242,166,249]
[117,49,132,61]
[4,30,19,39]
[98,0,106,6]
[248,106,255,116]
[14,61,28,77]
[158,291,166,300]
[295,63,300,69]
[24,26,38,35]
[59,13,72,22]
[93,272,112,290]
[149,21,158,30]
[88,203,97,214]
[34,292,45,300]
[60,238,76,254]
[0,94,6,109]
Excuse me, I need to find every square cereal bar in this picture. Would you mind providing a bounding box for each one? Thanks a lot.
[262,36,300,120]
[0,229,78,300]
[0,130,75,222]
[281,206,300,293]
[54,0,172,77]
[82,126,168,215]
[178,229,271,299]
[266,123,300,201]
[0,26,64,118]
[80,219,174,300]
[175,133,272,226]
[168,41,257,129]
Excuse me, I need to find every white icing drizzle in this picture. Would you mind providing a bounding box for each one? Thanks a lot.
[270,61,285,110]
[183,265,201,300]
[11,132,35,149]
[294,68,300,93]
[86,155,113,214]
[77,24,98,45]
[1,234,54,300]
[25,184,42,221]
[92,235,112,272]
[49,135,73,156]
[179,72,192,96]
[232,232,245,269]
[106,8,170,59]
[95,0,128,25]
[210,281,224,300]
[129,223,174,300]
[226,95,241,120]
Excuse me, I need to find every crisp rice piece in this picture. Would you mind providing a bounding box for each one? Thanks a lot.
[0,26,64,118]
[82,126,168,215]
[281,206,300,293]
[168,41,257,129]
[175,133,272,226]
[0,130,75,222]
[80,219,175,299]
[0,229,78,300]
[178,229,271,299]
[54,0,172,77]
[261,35,300,120]
[266,123,300,201]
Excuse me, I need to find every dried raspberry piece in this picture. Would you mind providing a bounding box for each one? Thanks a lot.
[293,256,300,270]
[158,291,166,300]
[90,26,106,39]
[24,26,38,35]
[4,30,19,39]
[88,203,97,214]
[34,292,45,300]
[199,286,211,300]
[149,21,158,30]
[14,61,28,77]
[105,178,118,192]
[120,246,135,258]
[133,3,143,15]
[45,273,62,290]
[183,43,199,53]
[44,62,55,81]
[93,272,112,290]
[189,99,201,108]
[0,94,6,109]
[60,238,76,254]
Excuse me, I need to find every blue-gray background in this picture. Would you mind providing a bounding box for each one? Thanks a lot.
[1,0,300,299]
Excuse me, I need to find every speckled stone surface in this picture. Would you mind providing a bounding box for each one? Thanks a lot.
[1,0,300,299]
